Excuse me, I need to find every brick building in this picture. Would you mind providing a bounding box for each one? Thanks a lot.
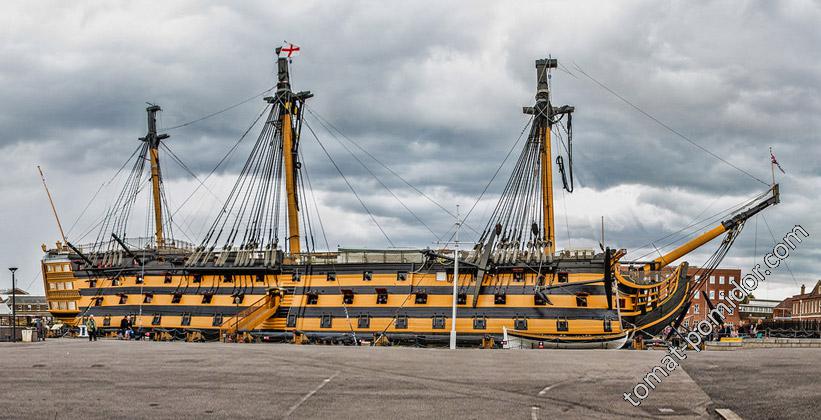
[682,267,742,327]
[787,280,821,320]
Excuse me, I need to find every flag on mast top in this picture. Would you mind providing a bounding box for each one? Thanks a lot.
[770,147,786,174]
[278,42,300,59]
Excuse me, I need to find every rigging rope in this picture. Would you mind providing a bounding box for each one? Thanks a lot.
[569,62,769,187]
[163,85,277,131]
[303,120,395,247]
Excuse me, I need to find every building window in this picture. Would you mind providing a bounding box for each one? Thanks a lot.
[709,291,715,300]
[49,283,56,290]
[432,315,446,329]
[64,264,71,271]
[694,304,700,314]
[415,291,428,304]
[694,292,699,300]
[181,313,191,326]
[435,272,446,282]
[728,307,734,315]
[292,272,301,282]
[494,292,506,305]
[118,294,127,305]
[326,272,336,282]
[683,320,689,327]
[287,314,297,328]
[719,291,725,300]
[320,314,333,328]
[342,289,354,305]
[202,293,213,304]
[306,292,319,305]
[397,271,408,281]
[728,276,735,283]
[558,272,568,283]
[56,282,64,290]
[512,271,524,282]
[65,282,73,290]
[363,271,373,281]
[557,318,569,332]
[514,318,528,330]
[103,316,111,327]
[709,276,715,284]
[395,315,408,329]
[357,315,370,329]
[212,313,223,326]
[68,301,76,310]
[719,276,725,285]
[143,293,153,304]
[171,292,182,304]
[457,292,467,305]
[603,318,612,332]
[152,314,162,325]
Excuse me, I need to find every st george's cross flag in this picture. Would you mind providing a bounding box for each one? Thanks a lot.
[278,42,300,59]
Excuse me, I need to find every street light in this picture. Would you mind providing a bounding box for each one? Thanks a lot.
[8,267,17,343]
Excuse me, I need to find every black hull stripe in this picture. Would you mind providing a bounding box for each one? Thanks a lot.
[79,284,605,297]
[85,305,618,319]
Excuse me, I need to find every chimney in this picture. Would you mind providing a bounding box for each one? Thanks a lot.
[801,284,806,295]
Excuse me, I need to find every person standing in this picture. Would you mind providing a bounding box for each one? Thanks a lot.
[119,316,130,340]
[86,315,97,341]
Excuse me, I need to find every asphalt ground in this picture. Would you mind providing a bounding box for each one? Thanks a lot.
[0,339,817,419]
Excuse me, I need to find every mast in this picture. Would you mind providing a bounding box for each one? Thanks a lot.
[531,58,575,255]
[535,59,556,255]
[269,49,312,256]
[142,105,169,249]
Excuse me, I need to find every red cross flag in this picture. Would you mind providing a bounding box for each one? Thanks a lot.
[278,42,300,59]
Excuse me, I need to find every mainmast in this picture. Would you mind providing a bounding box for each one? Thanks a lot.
[267,49,312,256]
[141,105,169,249]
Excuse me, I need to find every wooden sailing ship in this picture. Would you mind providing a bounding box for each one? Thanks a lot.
[41,52,779,348]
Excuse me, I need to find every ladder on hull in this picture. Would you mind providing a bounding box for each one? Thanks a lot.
[221,288,283,335]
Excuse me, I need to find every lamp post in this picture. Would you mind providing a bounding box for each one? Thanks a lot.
[449,206,460,350]
[9,267,17,342]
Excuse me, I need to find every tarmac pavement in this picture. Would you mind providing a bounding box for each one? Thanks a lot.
[0,339,817,419]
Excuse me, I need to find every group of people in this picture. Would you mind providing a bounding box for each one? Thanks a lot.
[83,315,136,341]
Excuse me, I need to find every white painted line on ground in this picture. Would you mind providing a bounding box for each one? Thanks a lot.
[715,408,743,420]
[538,380,568,395]
[285,371,340,417]
[530,406,539,420]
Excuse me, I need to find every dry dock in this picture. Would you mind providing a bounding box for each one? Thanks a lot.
[1,340,819,419]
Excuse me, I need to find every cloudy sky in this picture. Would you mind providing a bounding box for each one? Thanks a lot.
[1,1,818,299]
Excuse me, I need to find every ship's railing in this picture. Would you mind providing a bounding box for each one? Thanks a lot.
[73,237,196,254]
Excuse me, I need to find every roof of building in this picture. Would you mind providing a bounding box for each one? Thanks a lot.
[741,299,781,308]
[0,301,10,315]
[7,295,47,304]
[0,288,29,295]
[790,280,821,300]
